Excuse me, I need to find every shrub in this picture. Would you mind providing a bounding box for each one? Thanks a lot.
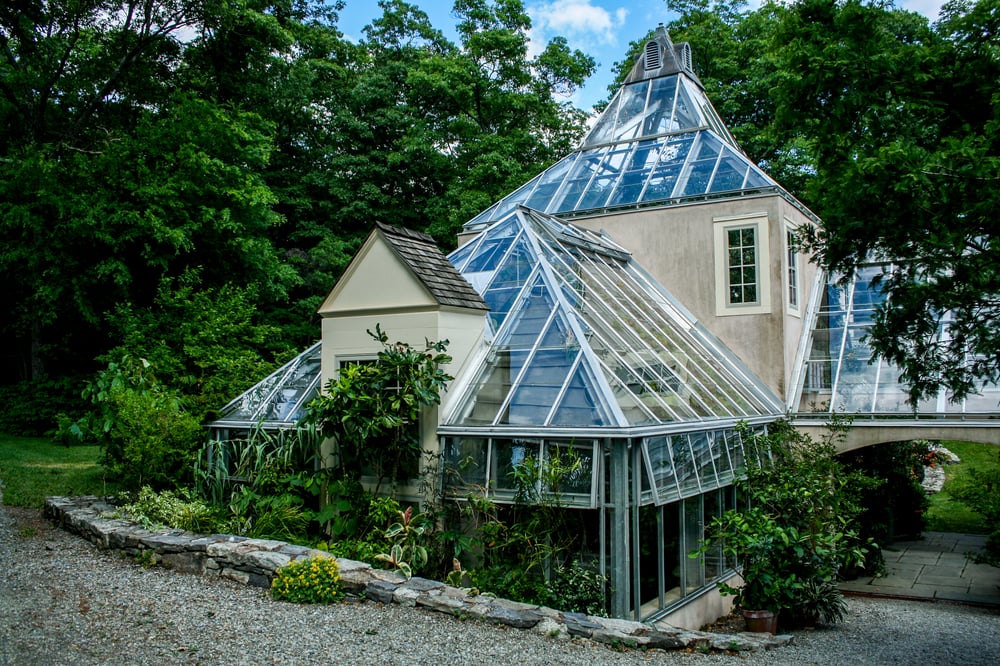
[271,556,344,604]
[111,486,223,533]
[62,355,204,490]
[700,420,873,628]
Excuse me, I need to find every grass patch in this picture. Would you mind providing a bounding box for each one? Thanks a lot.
[0,434,120,507]
[925,440,1000,534]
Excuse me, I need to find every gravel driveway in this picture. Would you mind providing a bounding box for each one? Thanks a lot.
[2,504,999,665]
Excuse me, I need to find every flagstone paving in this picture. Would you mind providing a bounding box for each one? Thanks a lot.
[840,532,1000,606]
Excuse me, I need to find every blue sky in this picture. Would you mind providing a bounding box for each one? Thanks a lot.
[336,0,947,113]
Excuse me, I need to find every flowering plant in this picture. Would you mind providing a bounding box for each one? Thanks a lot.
[271,556,344,604]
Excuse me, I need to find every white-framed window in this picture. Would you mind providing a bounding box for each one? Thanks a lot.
[786,225,801,315]
[714,214,771,316]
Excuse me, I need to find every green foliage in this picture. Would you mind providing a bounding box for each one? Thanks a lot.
[306,325,452,489]
[926,440,1000,535]
[699,421,872,627]
[104,270,285,420]
[271,556,345,604]
[839,440,932,548]
[0,435,120,507]
[110,486,223,534]
[195,423,324,542]
[446,444,606,614]
[375,506,432,578]
[949,448,1000,565]
[63,355,204,491]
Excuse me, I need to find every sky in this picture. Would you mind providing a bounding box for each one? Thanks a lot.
[335,0,947,113]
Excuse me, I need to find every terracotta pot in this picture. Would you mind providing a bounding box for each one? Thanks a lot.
[741,609,778,634]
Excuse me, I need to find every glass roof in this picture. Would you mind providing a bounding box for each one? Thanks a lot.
[463,72,776,232]
[445,208,783,431]
[211,341,322,427]
[794,266,1000,415]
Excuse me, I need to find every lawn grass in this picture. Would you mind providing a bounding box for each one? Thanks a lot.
[925,440,1000,534]
[0,434,120,507]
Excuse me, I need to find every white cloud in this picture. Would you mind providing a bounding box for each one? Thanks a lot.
[528,0,628,46]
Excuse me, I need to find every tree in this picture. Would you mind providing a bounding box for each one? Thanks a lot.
[772,0,1000,403]
[0,1,298,386]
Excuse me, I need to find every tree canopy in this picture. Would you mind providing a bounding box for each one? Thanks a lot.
[0,0,593,431]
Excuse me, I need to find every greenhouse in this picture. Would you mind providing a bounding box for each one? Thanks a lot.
[793,265,1000,417]
[207,341,322,442]
[440,206,783,620]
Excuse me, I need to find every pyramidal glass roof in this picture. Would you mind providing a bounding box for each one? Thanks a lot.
[463,29,779,233]
[211,341,322,427]
[444,208,782,431]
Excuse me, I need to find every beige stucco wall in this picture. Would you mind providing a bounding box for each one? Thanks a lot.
[318,233,437,315]
[572,195,819,402]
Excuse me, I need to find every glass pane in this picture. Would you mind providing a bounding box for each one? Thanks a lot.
[613,81,650,141]
[443,437,488,489]
[550,150,604,212]
[642,134,695,201]
[663,502,682,605]
[550,363,610,426]
[672,79,703,129]
[544,440,595,496]
[703,490,724,581]
[503,349,570,425]
[645,435,679,503]
[582,91,622,146]
[683,496,705,594]
[692,431,720,491]
[644,76,679,135]
[492,438,541,494]
[709,151,749,191]
[673,434,700,496]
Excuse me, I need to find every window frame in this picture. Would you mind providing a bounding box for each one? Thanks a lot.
[713,213,771,316]
[785,222,801,316]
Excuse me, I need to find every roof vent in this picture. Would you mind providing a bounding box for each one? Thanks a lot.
[677,43,693,74]
[643,40,661,71]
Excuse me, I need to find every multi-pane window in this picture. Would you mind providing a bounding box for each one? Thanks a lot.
[787,229,799,309]
[726,226,758,305]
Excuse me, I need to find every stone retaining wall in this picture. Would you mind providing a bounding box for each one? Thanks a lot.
[45,495,791,653]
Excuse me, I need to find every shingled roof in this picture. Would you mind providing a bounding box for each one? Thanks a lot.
[376,222,488,311]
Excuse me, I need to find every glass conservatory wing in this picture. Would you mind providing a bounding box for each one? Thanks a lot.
[214,341,322,425]
[795,266,1000,416]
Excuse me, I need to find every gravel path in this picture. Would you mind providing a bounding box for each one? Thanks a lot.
[2,504,999,665]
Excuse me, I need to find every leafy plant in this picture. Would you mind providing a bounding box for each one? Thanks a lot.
[271,556,344,604]
[62,355,204,490]
[376,506,431,578]
[110,486,223,533]
[698,420,872,628]
[306,325,452,491]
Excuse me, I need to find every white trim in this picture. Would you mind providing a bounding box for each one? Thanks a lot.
[713,215,771,316]
[784,219,802,318]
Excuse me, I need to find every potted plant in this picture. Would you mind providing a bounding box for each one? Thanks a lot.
[700,507,786,633]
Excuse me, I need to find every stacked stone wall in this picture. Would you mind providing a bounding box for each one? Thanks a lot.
[44,495,790,653]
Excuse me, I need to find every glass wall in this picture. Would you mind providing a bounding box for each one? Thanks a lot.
[797,265,1000,416]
